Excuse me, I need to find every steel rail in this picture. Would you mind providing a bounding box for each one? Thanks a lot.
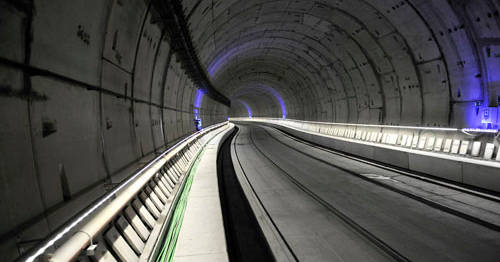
[259,125,500,232]
[246,126,410,262]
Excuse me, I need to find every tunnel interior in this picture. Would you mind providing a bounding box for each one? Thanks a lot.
[1,0,500,260]
[190,0,500,128]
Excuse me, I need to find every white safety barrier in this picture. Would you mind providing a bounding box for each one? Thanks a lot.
[232,117,500,192]
[232,117,500,161]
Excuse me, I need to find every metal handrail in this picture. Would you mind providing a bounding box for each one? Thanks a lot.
[21,122,228,262]
[230,117,498,134]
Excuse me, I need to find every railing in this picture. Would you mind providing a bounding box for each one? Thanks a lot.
[231,117,500,162]
[20,122,229,262]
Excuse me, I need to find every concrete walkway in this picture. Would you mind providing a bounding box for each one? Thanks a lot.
[174,127,232,262]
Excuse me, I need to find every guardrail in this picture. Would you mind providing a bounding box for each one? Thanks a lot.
[231,118,500,192]
[231,117,500,162]
[20,122,229,262]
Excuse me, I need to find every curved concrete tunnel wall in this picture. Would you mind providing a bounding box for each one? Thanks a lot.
[231,86,286,118]
[0,0,228,258]
[2,0,500,260]
[185,0,500,128]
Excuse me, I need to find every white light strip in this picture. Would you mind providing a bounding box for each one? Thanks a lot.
[283,118,459,131]
[462,128,499,133]
[24,122,226,262]
[231,117,499,134]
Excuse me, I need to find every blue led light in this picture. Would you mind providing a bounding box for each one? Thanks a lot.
[194,89,204,109]
[194,89,205,130]
[260,85,286,119]
[237,100,252,118]
[231,85,287,119]
[207,41,288,119]
[207,42,254,77]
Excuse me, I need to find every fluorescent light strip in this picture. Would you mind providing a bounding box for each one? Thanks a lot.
[283,119,459,131]
[233,117,499,134]
[462,128,499,133]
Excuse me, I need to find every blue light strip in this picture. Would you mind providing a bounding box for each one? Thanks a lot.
[194,89,204,118]
[237,100,252,118]
[193,89,204,130]
[260,85,286,119]
[207,42,254,77]
[232,85,287,119]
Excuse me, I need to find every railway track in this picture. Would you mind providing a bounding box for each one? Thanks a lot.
[240,125,411,262]
[258,125,500,232]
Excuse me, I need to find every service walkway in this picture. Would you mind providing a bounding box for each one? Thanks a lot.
[173,126,232,262]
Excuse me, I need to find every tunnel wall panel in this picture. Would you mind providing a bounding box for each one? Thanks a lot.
[30,0,111,86]
[356,30,393,74]
[150,106,164,150]
[347,97,358,123]
[379,33,423,125]
[176,111,183,139]
[335,99,349,123]
[30,76,105,206]
[101,94,138,174]
[151,39,171,105]
[161,108,171,144]
[373,0,441,62]
[465,1,500,38]
[133,102,154,156]
[164,62,182,109]
[0,70,45,240]
[0,2,25,62]
[133,11,161,102]
[412,0,483,105]
[164,109,178,143]
[102,0,147,72]
[381,73,402,125]
[418,60,450,126]
[101,60,132,96]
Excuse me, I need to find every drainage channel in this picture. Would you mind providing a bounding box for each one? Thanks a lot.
[217,127,275,262]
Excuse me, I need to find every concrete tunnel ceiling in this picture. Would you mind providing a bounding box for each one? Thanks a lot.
[182,0,500,128]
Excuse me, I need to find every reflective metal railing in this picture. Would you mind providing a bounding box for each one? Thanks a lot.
[20,122,230,262]
[231,117,500,162]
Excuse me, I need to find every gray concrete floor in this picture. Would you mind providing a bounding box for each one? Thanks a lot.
[174,129,231,262]
[233,124,500,262]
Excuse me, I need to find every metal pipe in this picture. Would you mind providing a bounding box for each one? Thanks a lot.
[21,122,227,262]
[49,159,167,261]
[48,123,227,261]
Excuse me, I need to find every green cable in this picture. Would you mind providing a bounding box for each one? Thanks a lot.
[156,150,204,262]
